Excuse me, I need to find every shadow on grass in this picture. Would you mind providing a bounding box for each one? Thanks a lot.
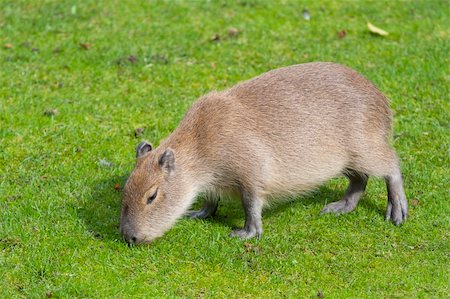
[195,184,385,230]
[78,173,128,242]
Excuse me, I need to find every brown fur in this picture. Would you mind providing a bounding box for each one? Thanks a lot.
[120,62,408,244]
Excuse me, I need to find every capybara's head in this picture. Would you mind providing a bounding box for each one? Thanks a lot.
[119,141,193,244]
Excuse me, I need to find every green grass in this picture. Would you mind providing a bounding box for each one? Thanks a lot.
[1,0,449,297]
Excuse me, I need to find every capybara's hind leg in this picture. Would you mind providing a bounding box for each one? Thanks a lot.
[385,165,408,225]
[348,144,408,225]
[359,148,408,225]
[321,171,368,214]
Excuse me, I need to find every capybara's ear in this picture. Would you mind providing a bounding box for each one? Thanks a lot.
[136,141,152,158]
[158,148,175,175]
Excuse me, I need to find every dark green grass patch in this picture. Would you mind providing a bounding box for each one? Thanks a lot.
[1,0,449,297]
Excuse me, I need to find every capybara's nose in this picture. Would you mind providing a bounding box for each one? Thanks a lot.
[123,234,138,245]
[121,229,137,244]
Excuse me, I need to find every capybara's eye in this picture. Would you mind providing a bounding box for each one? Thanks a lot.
[147,190,158,204]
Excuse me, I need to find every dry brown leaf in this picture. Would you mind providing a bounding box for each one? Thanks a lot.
[337,30,347,38]
[127,55,137,63]
[367,22,389,36]
[317,290,323,299]
[4,43,13,49]
[317,290,324,298]
[79,42,92,50]
[44,109,58,116]
[210,34,220,42]
[227,27,239,37]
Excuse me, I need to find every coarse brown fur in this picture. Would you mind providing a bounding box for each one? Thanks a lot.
[120,62,408,244]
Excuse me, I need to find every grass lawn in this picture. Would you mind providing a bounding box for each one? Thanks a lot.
[1,0,449,297]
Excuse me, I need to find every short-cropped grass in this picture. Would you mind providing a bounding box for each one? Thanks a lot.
[1,0,448,297]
